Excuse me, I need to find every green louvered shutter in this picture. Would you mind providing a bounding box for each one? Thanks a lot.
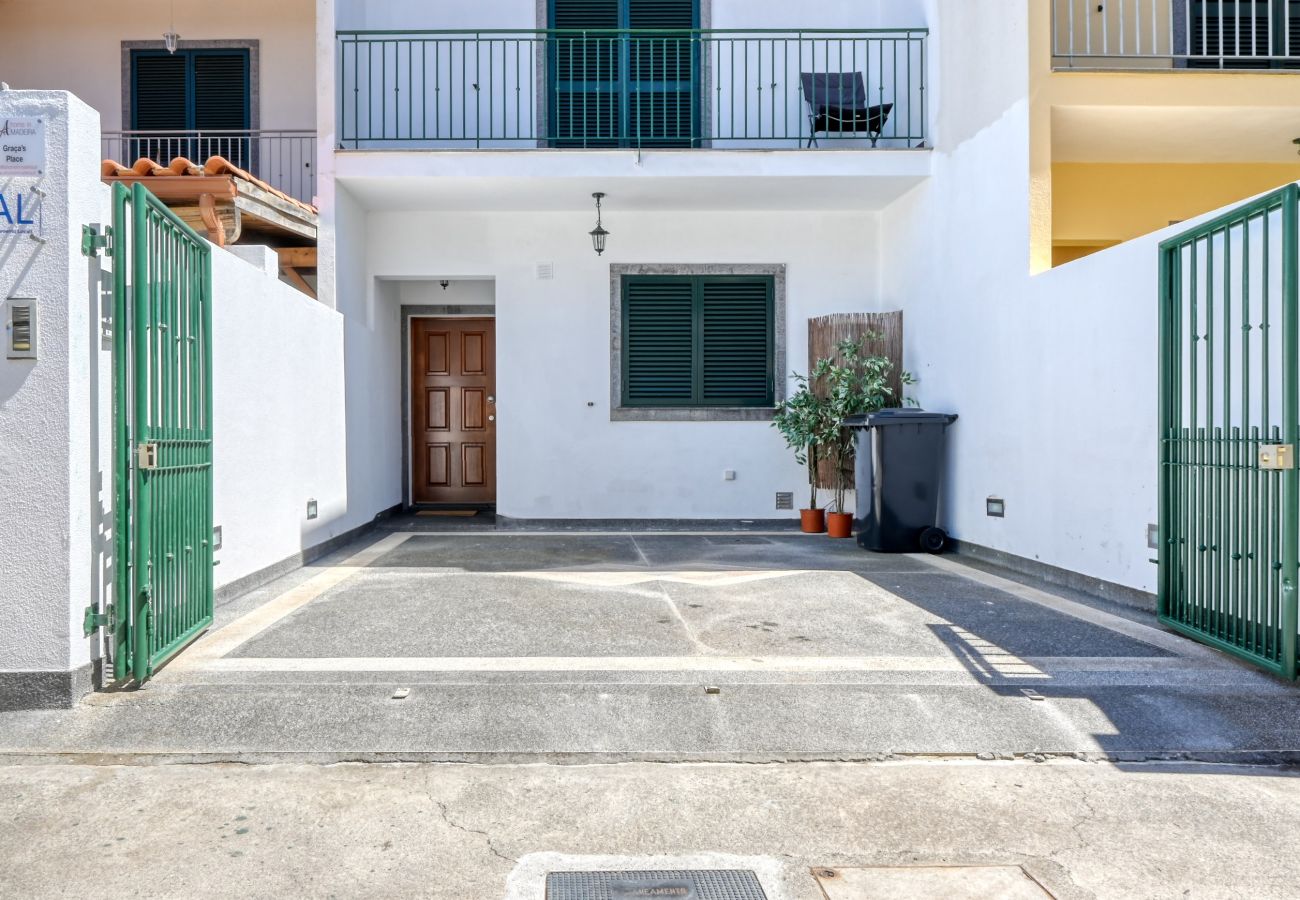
[549,0,698,146]
[192,52,251,166]
[627,0,698,146]
[131,53,189,161]
[623,277,696,405]
[132,50,250,162]
[550,0,622,146]
[701,277,773,405]
[623,275,774,407]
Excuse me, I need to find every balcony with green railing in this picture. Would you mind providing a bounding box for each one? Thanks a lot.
[335,29,928,150]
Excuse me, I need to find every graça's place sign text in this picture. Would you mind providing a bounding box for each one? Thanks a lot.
[0,118,45,177]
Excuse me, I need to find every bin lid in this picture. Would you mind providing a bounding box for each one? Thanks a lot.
[843,408,958,427]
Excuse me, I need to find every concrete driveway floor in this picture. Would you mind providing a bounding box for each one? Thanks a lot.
[2,529,1297,763]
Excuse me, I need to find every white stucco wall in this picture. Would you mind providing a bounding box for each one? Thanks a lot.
[351,207,884,520]
[879,0,1164,592]
[0,92,104,677]
[209,250,348,590]
[0,0,315,134]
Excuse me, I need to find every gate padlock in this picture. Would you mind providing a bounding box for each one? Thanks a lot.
[137,442,159,470]
[1258,444,1294,471]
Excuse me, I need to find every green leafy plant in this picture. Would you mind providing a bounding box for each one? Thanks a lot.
[772,367,833,510]
[774,334,915,514]
[820,336,917,514]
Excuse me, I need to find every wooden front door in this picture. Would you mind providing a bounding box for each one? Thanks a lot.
[411,318,496,505]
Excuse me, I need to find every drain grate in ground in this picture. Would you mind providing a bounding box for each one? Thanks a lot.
[814,865,1054,899]
[546,870,767,900]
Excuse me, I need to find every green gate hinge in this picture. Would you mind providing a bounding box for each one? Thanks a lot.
[82,603,112,636]
[81,224,112,257]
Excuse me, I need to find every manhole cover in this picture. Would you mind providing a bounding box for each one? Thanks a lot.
[545,870,767,900]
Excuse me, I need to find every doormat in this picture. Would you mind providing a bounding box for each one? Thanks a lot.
[415,510,479,517]
[546,870,766,900]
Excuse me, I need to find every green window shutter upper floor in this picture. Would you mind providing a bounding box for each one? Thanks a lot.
[549,0,699,146]
[552,0,620,28]
[626,0,696,28]
[192,53,250,130]
[622,275,774,408]
[132,50,250,132]
[132,54,188,130]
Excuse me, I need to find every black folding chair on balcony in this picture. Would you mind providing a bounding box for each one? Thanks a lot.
[799,72,892,148]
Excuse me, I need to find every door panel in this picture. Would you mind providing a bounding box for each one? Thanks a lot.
[412,318,496,504]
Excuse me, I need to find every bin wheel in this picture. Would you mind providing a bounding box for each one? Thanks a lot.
[919,527,948,554]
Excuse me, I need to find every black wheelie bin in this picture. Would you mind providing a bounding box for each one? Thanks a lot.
[843,409,959,553]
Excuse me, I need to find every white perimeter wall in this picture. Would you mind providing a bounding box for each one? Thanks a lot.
[0,90,347,684]
[0,0,315,134]
[351,207,883,519]
[210,249,348,589]
[881,0,1170,593]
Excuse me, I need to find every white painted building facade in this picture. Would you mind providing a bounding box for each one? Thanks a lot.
[2,0,1298,705]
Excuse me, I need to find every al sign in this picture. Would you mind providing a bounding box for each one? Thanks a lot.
[0,118,45,177]
[0,191,38,236]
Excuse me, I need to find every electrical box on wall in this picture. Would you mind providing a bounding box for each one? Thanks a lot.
[5,298,37,359]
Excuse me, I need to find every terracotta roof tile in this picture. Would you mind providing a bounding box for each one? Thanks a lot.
[100,154,318,215]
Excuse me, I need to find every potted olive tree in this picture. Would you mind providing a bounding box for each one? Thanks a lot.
[772,365,833,533]
[821,337,914,538]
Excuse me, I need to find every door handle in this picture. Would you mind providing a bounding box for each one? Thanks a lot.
[488,415,495,422]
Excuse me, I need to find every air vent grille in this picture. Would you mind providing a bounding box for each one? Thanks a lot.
[775,491,794,510]
[6,299,36,359]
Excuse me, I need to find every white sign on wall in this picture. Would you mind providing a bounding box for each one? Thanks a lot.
[0,118,45,177]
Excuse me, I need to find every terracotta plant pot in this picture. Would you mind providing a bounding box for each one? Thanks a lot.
[826,512,854,539]
[800,508,827,534]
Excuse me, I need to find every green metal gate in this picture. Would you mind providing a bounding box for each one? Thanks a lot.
[109,182,215,685]
[1159,183,1299,679]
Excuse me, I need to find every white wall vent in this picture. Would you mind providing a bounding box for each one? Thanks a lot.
[536,263,554,280]
[775,492,794,510]
[5,298,36,359]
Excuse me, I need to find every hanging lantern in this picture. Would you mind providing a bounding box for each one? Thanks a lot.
[164,0,180,53]
[589,192,609,256]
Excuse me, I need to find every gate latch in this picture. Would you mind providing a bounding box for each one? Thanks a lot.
[1259,444,1294,470]
[137,442,159,470]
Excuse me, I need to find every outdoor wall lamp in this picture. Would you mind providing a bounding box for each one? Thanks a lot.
[589,192,610,256]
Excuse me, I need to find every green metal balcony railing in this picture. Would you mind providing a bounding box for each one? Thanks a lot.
[336,28,927,149]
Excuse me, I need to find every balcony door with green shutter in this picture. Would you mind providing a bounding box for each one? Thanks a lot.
[548,0,700,147]
[131,48,252,167]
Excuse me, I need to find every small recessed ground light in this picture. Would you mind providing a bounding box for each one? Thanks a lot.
[391,688,411,700]
[704,685,721,695]
[306,499,318,520]
[986,496,1006,518]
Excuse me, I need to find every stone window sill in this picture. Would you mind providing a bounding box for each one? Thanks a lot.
[611,407,777,422]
